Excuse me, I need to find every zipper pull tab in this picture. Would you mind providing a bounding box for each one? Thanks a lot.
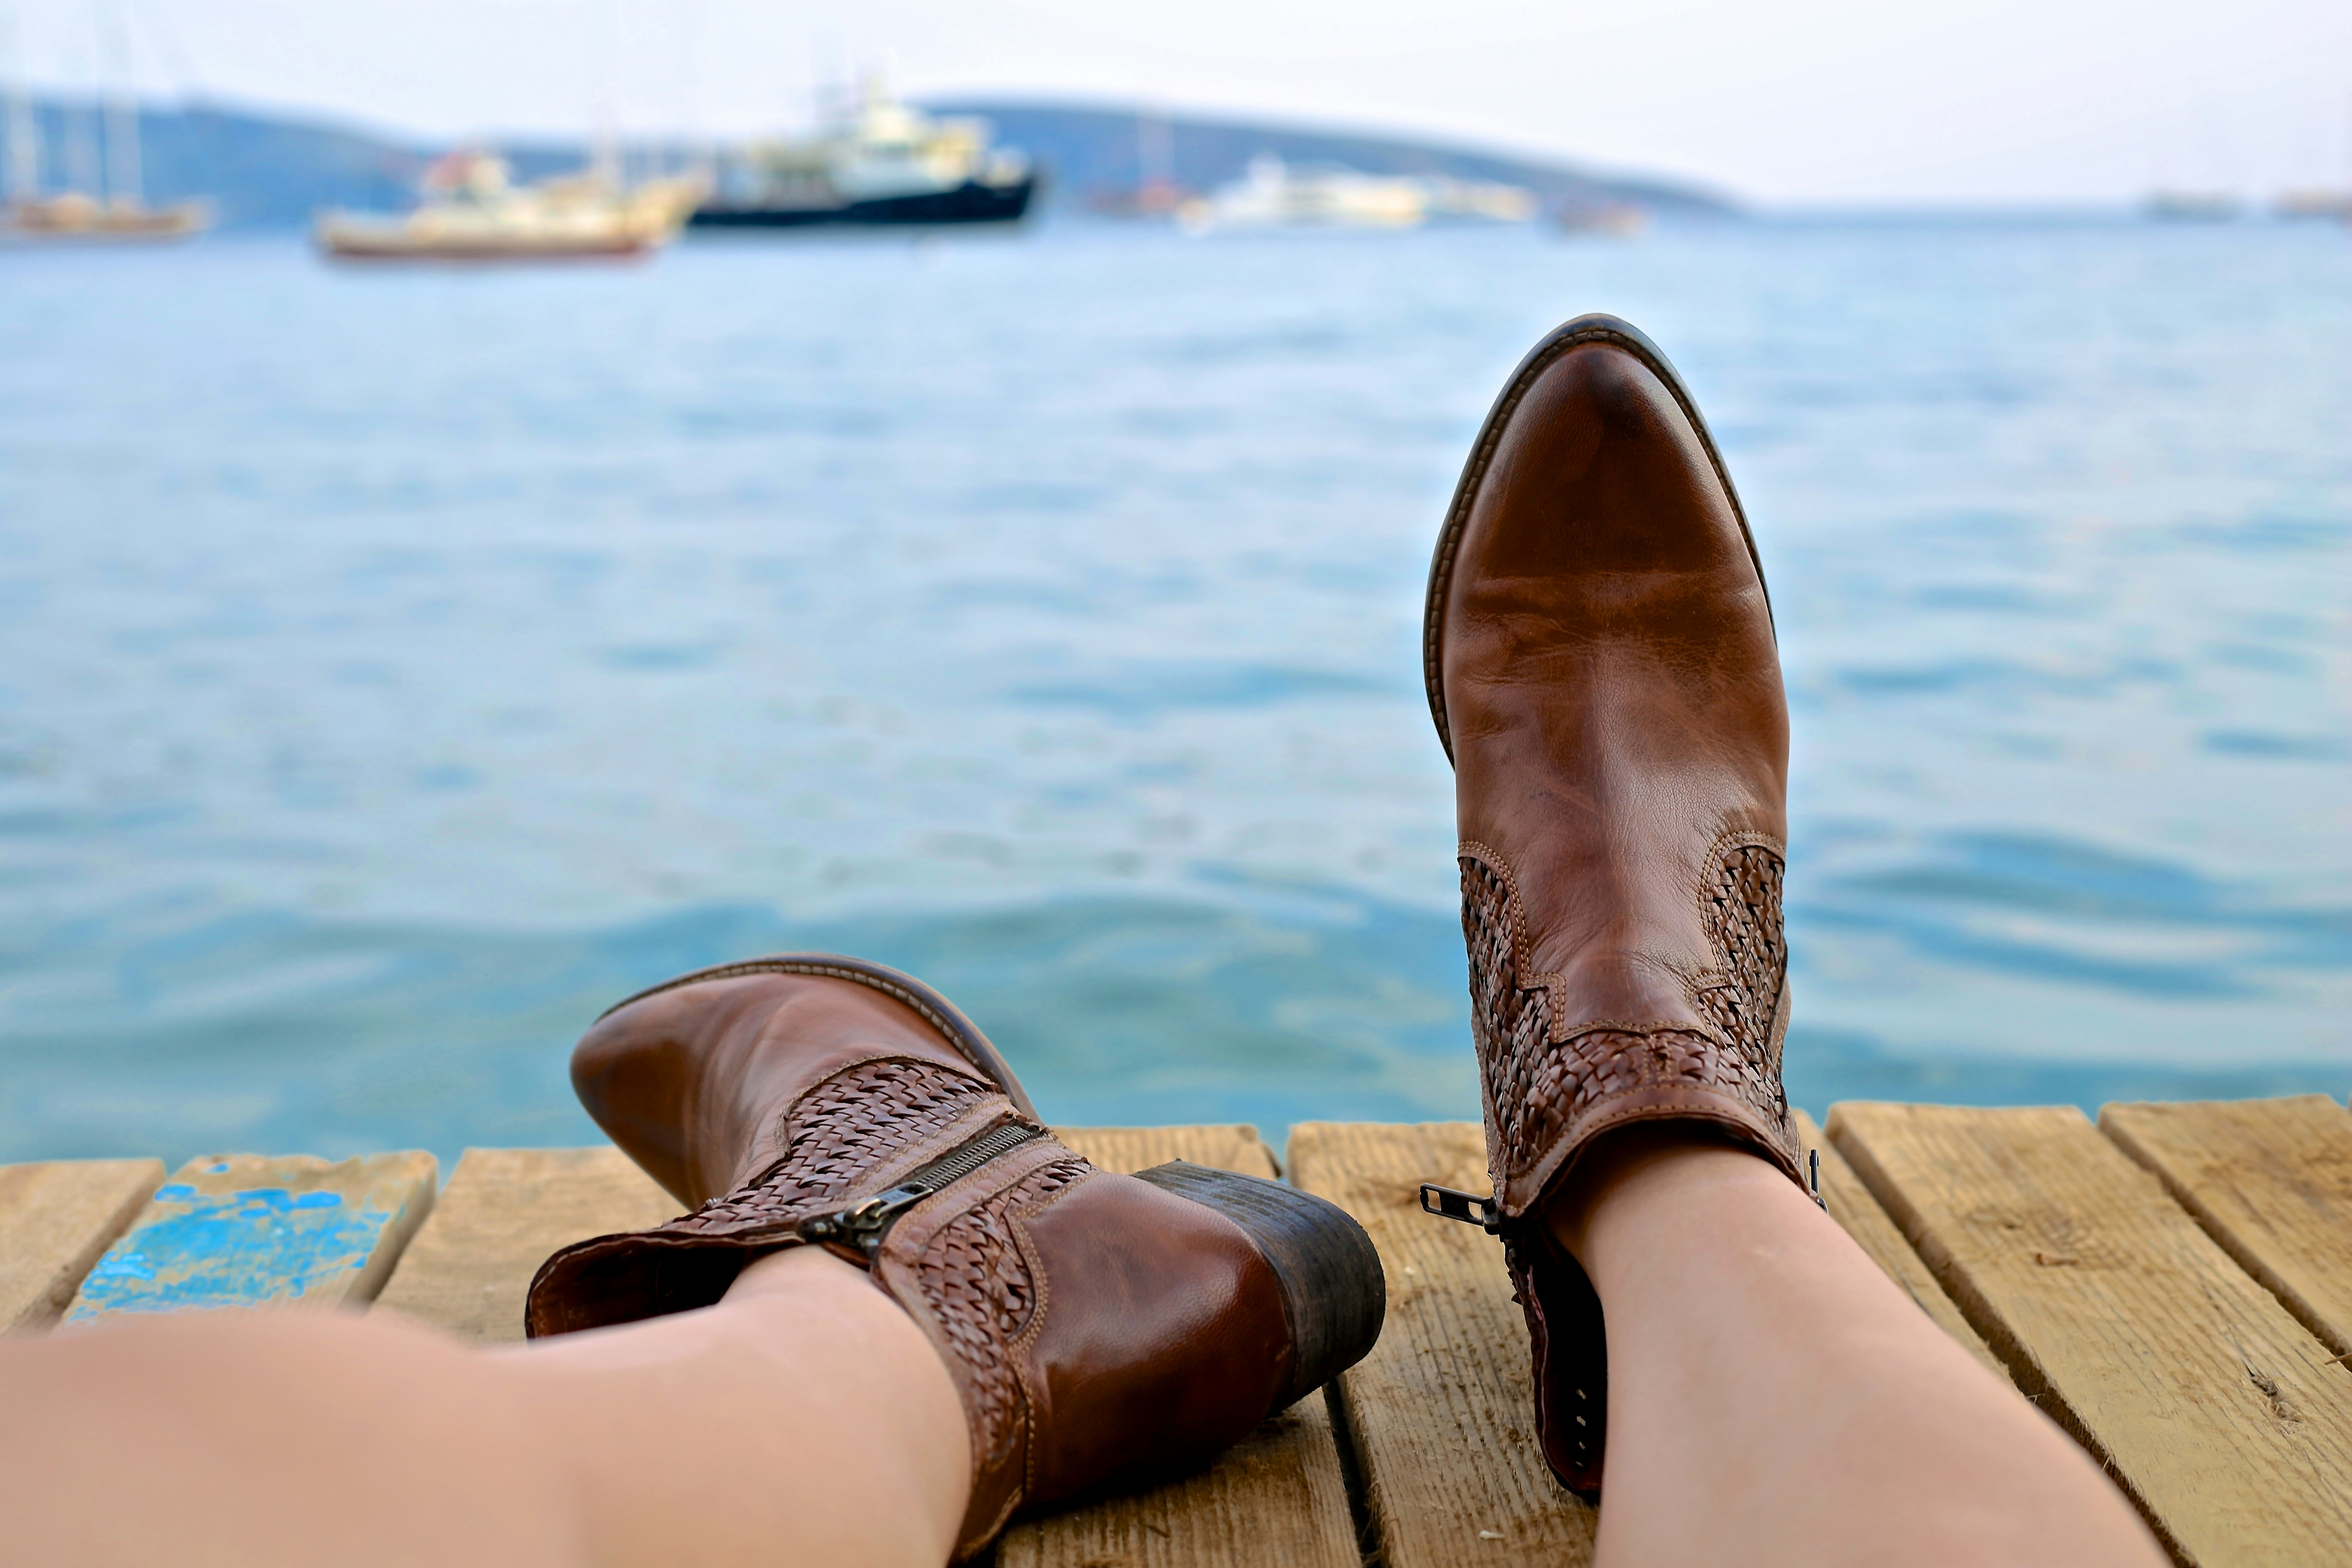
[1420,1182,1501,1235]
[799,1181,935,1261]
[794,1118,1049,1263]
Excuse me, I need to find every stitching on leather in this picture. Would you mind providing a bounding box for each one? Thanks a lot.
[659,1057,1009,1238]
[593,956,998,1084]
[907,1154,1092,1511]
[957,1186,1067,1552]
[1460,839,1791,1197]
[1458,840,1574,1041]
[1007,1201,1058,1519]
[1691,840,1790,1118]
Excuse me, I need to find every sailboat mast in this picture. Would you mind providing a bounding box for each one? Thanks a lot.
[3,4,40,201]
[101,0,136,205]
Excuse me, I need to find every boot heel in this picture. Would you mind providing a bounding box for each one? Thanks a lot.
[1133,1160,1386,1406]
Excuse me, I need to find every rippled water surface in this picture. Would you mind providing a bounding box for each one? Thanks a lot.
[2,219,2347,1166]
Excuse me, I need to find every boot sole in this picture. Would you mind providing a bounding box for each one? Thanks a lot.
[1134,1160,1387,1408]
[593,952,1039,1120]
[1421,312,1772,763]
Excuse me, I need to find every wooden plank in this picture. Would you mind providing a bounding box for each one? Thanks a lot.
[1792,1112,2007,1377]
[1056,1124,1282,1181]
[373,1146,679,1342]
[1289,1121,1597,1568]
[2102,1095,2352,1360]
[1830,1102,2352,1566]
[62,1152,436,1325]
[0,1159,166,1332]
[998,1123,1360,1568]
[996,1384,1358,1568]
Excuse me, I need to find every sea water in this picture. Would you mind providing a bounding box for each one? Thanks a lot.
[1,218,2345,1168]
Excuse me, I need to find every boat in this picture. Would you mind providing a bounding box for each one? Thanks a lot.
[1181,156,1427,231]
[2273,189,2352,222]
[1557,199,1651,238]
[314,150,704,263]
[2,22,212,245]
[1423,176,1539,224]
[1176,156,1536,233]
[2143,191,2244,223]
[3,189,208,241]
[690,78,1036,231]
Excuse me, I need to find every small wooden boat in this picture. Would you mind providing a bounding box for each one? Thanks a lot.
[315,151,703,263]
[3,60,212,245]
[1,192,211,243]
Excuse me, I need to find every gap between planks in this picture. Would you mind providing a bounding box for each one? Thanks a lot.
[1291,1121,1599,1568]
[16,1099,2350,1566]
[2100,1095,2352,1363]
[1288,1119,2025,1568]
[0,1159,165,1332]
[1833,1100,2352,1567]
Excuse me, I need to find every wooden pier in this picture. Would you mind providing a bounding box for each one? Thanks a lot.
[8,1095,2352,1566]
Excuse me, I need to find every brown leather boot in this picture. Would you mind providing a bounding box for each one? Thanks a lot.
[524,954,1384,1559]
[1424,316,1810,1494]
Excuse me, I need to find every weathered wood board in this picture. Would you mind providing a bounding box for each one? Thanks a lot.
[1831,1101,2352,1567]
[998,1124,1360,1568]
[0,1158,166,1332]
[1792,1112,2007,1376]
[1289,1120,1599,1568]
[19,1098,2352,1566]
[2101,1094,2352,1361]
[1056,1124,1283,1184]
[374,1146,679,1342]
[62,1152,436,1325]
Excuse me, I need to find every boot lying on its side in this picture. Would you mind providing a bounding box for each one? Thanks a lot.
[525,954,1385,1559]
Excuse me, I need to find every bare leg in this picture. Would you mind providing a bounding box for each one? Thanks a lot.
[1554,1131,2167,1568]
[0,1247,967,1568]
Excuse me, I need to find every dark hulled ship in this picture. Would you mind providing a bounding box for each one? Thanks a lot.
[690,82,1037,232]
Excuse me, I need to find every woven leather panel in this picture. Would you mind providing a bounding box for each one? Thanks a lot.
[1461,842,1791,1201]
[1695,843,1788,1102]
[907,1155,1094,1477]
[1462,854,1562,1194]
[667,1056,1007,1238]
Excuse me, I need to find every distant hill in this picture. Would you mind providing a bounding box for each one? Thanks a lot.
[0,94,1735,228]
[927,100,1737,218]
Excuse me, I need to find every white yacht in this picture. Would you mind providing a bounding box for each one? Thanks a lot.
[1182,157,1536,232]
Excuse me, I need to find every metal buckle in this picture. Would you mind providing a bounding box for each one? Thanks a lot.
[1419,1183,1501,1234]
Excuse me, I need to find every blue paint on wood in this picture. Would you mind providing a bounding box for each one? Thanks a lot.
[64,1183,399,1323]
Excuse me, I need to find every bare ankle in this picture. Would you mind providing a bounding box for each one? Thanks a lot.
[1540,1125,1787,1261]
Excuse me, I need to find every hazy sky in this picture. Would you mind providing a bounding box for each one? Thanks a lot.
[11,0,2351,205]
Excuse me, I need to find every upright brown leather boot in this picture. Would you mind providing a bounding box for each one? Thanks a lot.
[1424,316,1810,1494]
[524,954,1384,1559]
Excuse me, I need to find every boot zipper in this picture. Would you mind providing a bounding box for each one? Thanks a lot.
[1420,1182,1502,1234]
[797,1118,1047,1262]
[1421,1151,1829,1229]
